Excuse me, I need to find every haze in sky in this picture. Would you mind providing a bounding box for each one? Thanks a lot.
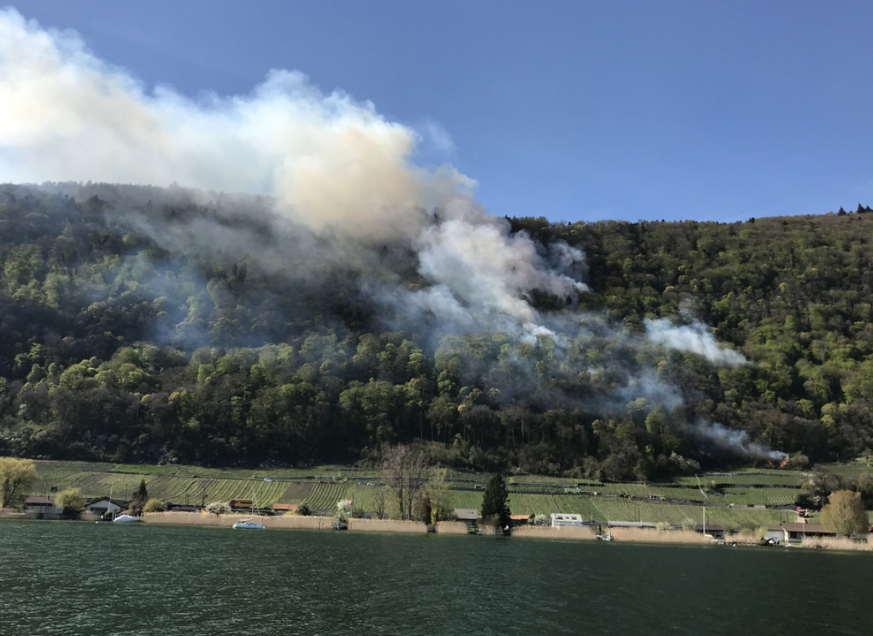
[7,0,873,223]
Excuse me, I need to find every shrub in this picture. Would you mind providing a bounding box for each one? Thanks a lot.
[143,498,166,513]
[297,503,312,516]
[205,502,231,517]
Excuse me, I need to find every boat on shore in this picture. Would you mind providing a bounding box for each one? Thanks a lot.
[113,514,141,523]
[233,487,265,530]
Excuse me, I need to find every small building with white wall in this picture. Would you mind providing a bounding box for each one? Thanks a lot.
[550,513,583,527]
[454,508,480,529]
[85,497,126,517]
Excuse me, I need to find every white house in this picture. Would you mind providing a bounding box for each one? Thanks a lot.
[763,528,783,544]
[550,513,584,527]
[85,497,126,517]
[454,508,480,529]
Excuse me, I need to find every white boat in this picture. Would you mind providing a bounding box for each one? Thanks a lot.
[233,487,265,530]
[113,514,141,523]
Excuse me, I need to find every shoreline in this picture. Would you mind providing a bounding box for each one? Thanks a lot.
[4,513,872,554]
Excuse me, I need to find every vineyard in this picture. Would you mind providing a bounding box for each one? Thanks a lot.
[25,459,871,528]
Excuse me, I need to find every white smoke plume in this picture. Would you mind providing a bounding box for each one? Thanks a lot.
[644,318,746,367]
[0,7,592,343]
[689,422,786,460]
[0,7,744,374]
[0,7,467,243]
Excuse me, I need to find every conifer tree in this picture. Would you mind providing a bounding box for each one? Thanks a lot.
[481,473,511,532]
[130,479,149,515]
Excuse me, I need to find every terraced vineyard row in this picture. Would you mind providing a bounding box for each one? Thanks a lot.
[25,459,858,529]
[303,483,351,511]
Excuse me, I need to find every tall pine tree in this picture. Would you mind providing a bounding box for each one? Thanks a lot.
[481,474,511,532]
[130,479,149,515]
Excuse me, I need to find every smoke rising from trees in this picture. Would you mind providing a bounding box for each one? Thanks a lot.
[0,8,783,465]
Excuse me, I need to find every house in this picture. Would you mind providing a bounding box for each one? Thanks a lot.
[509,514,531,527]
[763,528,783,544]
[454,508,480,529]
[84,497,127,517]
[229,499,253,509]
[272,503,298,515]
[550,513,584,527]
[780,522,837,543]
[24,496,63,516]
[607,521,658,530]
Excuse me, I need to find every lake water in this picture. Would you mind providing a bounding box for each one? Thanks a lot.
[0,521,871,635]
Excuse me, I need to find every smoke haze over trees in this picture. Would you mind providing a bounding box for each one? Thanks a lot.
[1,8,872,478]
[1,182,873,478]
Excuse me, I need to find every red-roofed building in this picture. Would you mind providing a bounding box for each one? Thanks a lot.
[272,503,298,515]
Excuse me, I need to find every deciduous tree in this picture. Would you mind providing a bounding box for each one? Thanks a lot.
[55,488,85,515]
[382,444,428,520]
[821,490,868,536]
[0,458,36,508]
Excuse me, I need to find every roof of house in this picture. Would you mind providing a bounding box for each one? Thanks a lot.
[551,513,582,519]
[25,496,54,505]
[85,497,128,507]
[454,508,479,520]
[780,522,835,535]
[272,503,298,511]
[607,521,658,528]
[509,514,530,520]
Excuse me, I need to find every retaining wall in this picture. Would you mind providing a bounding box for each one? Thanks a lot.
[609,528,711,544]
[511,525,596,540]
[434,521,468,535]
[143,511,335,530]
[347,518,428,534]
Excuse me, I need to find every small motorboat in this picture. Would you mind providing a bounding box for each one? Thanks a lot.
[113,514,141,523]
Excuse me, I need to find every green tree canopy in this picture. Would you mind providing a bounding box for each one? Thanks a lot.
[55,488,85,515]
[481,473,511,532]
[821,490,869,536]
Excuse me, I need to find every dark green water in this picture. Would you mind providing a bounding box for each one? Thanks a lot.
[1,521,871,635]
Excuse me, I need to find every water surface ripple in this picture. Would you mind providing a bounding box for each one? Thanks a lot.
[0,521,870,635]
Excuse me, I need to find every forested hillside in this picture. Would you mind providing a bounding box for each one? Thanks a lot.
[1,182,872,478]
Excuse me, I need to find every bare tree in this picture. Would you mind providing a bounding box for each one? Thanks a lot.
[382,445,429,520]
[372,486,387,520]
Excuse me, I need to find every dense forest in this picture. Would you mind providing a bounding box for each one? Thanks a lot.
[1,182,873,479]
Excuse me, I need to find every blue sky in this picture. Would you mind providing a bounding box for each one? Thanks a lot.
[12,0,873,223]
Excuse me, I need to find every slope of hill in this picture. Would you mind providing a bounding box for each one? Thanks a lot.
[1,183,872,477]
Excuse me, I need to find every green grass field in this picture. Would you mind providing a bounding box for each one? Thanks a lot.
[26,459,870,527]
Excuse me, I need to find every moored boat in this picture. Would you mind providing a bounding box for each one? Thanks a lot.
[232,487,265,529]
